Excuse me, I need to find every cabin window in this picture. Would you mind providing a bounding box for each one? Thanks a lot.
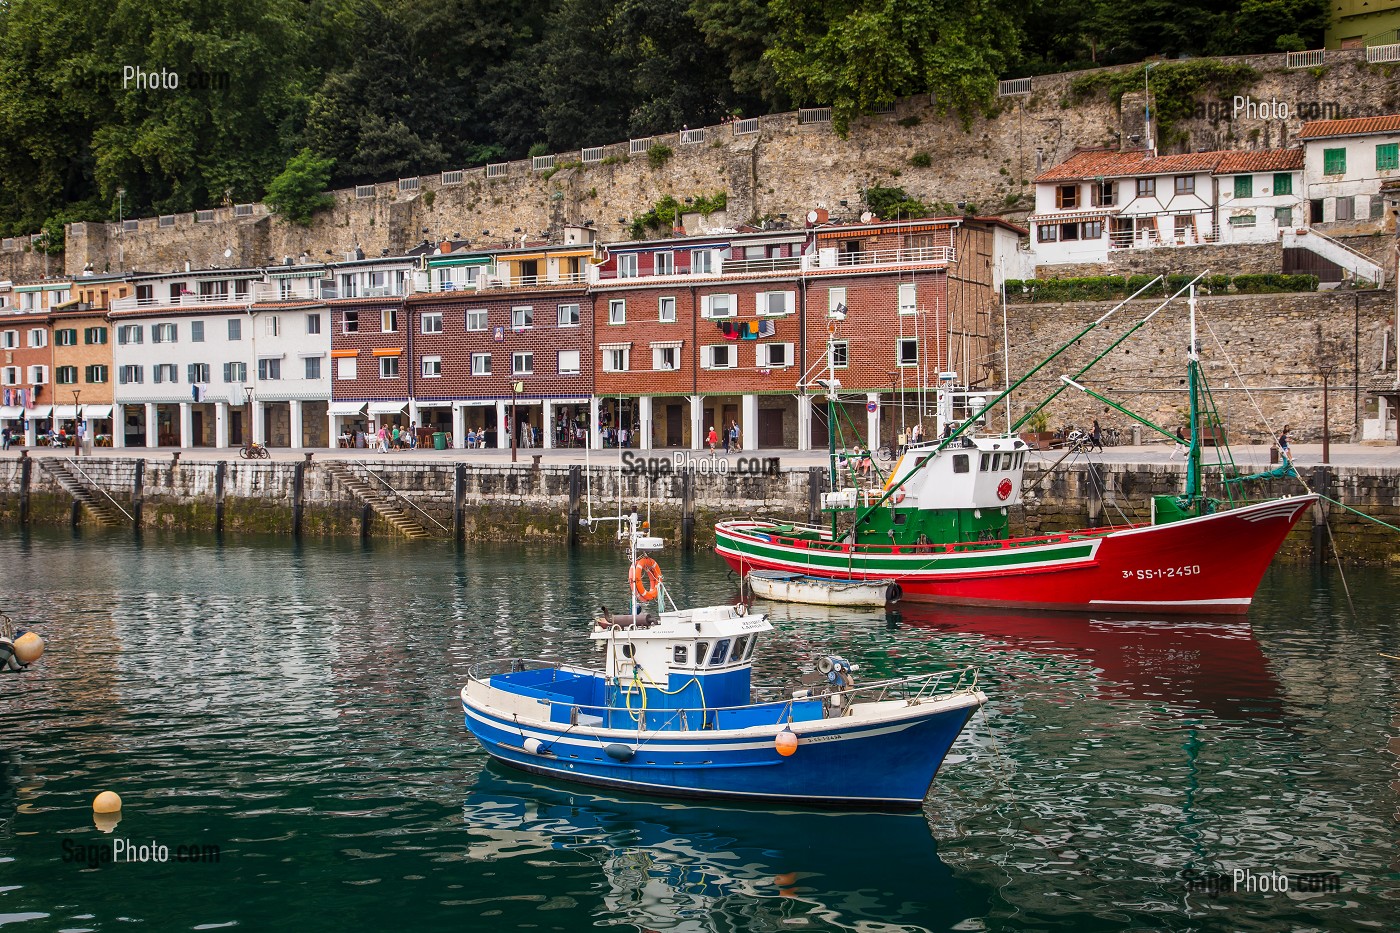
[710,639,732,666]
[991,453,1001,470]
[744,637,759,659]
[673,645,688,664]
[621,644,635,659]
[893,512,908,525]
[979,453,989,471]
[953,454,970,473]
[732,635,749,660]
[1017,452,1025,468]
[695,642,710,665]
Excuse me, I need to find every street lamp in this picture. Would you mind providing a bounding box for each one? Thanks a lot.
[245,383,256,448]
[72,388,81,457]
[511,380,523,463]
[1144,62,1157,152]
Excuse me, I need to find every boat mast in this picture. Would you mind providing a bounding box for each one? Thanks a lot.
[1187,285,1203,508]
[826,322,839,537]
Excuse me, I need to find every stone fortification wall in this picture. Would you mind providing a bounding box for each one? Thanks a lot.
[1002,289,1397,444]
[2,455,1398,564]
[52,50,1400,281]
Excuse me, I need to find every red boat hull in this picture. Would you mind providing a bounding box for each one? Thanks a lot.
[716,496,1316,615]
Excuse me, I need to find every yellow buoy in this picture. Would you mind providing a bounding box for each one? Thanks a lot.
[13,632,44,665]
[775,729,798,757]
[92,791,122,814]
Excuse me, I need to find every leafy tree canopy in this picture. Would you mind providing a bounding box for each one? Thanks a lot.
[264,149,336,226]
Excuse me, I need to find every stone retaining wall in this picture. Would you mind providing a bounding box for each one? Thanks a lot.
[2,455,1398,564]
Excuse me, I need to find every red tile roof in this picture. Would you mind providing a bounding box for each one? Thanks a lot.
[1213,149,1304,173]
[1036,146,1303,182]
[1297,114,1400,139]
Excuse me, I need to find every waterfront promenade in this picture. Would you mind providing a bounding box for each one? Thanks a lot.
[3,442,1399,470]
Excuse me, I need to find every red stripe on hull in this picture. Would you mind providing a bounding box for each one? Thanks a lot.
[718,496,1315,616]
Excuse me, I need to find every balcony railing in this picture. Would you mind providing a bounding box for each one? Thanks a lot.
[1367,42,1400,64]
[110,291,255,311]
[720,255,803,275]
[532,155,556,171]
[441,170,464,186]
[798,107,832,125]
[485,163,508,179]
[679,128,706,144]
[733,118,759,135]
[482,272,589,289]
[398,176,420,192]
[355,185,376,199]
[997,78,1033,97]
[816,246,956,268]
[581,146,605,164]
[1285,49,1325,68]
[234,203,254,217]
[630,137,654,155]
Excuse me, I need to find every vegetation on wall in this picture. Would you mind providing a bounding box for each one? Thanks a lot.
[1070,60,1260,147]
[264,150,336,226]
[1003,273,1319,302]
[629,192,728,239]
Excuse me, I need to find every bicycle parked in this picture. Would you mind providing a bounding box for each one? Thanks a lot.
[239,441,270,460]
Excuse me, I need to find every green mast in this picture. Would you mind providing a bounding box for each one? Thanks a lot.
[1186,284,1203,507]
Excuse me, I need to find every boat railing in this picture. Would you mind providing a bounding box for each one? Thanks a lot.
[469,660,980,725]
[740,521,1143,555]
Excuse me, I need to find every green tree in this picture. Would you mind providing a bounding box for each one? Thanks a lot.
[764,0,1025,134]
[264,149,335,225]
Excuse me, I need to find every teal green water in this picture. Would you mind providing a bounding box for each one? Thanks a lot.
[1,529,1398,931]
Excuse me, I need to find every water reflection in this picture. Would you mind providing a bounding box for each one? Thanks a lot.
[889,605,1283,721]
[461,764,987,932]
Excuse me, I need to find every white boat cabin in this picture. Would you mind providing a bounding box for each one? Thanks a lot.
[591,604,772,707]
[882,435,1029,511]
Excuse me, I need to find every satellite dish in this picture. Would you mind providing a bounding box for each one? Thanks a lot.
[223,248,232,259]
[807,210,819,224]
[860,211,874,223]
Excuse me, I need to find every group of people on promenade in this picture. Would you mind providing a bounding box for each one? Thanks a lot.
[705,421,742,453]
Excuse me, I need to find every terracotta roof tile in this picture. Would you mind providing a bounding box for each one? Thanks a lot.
[1297,114,1400,139]
[1036,146,1303,183]
[1212,149,1304,174]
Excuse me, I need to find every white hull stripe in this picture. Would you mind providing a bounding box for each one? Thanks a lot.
[462,700,977,753]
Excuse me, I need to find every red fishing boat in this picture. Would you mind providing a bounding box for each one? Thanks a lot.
[716,279,1314,616]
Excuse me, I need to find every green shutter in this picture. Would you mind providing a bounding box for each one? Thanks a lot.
[1273,173,1292,196]
[1323,148,1346,176]
[1377,143,1399,172]
[1233,175,1253,198]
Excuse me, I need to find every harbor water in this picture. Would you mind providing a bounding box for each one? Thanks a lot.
[1,528,1397,931]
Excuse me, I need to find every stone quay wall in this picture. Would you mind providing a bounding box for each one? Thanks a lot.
[1002,289,1398,445]
[43,50,1400,282]
[1,455,1398,565]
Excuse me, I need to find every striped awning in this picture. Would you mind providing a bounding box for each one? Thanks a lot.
[368,401,407,414]
[372,348,402,357]
[328,401,366,416]
[83,404,112,418]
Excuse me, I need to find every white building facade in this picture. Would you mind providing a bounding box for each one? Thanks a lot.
[1029,148,1305,267]
[1299,114,1400,233]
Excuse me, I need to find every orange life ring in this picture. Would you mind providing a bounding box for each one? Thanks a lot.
[631,557,663,601]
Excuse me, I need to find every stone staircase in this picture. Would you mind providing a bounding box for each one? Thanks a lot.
[37,457,128,527]
[322,462,435,539]
[1281,229,1386,286]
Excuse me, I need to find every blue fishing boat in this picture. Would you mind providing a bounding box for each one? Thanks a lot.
[460,516,987,809]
